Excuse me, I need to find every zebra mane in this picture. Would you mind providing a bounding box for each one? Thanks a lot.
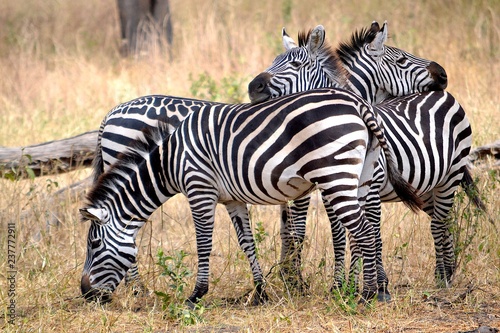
[84,120,171,209]
[336,26,378,60]
[297,29,349,88]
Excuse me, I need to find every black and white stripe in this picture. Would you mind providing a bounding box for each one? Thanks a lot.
[81,88,422,305]
[247,21,483,298]
[90,21,451,300]
[248,22,447,106]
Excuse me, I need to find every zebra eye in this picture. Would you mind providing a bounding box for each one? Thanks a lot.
[91,238,102,249]
[396,57,408,65]
[289,61,302,68]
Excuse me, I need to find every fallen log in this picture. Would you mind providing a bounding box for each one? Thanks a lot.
[1,130,498,180]
[0,130,98,179]
[468,140,500,168]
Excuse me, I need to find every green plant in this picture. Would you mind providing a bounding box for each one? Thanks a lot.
[328,267,362,315]
[188,72,247,103]
[252,220,269,261]
[154,249,204,326]
[449,174,494,277]
[3,152,36,181]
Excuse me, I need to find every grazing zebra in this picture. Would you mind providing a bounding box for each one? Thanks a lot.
[81,88,423,305]
[247,22,484,298]
[92,95,216,292]
[91,21,447,299]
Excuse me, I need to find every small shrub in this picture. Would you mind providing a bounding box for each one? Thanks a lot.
[154,249,205,326]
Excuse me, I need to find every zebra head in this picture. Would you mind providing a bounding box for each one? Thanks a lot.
[80,121,174,303]
[248,25,348,104]
[248,21,448,105]
[80,206,141,303]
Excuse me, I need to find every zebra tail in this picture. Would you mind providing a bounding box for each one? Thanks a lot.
[460,166,496,228]
[384,150,423,213]
[91,119,106,183]
[362,105,423,213]
[91,146,104,183]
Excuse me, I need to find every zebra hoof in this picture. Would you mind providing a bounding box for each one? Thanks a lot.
[185,298,198,310]
[130,283,147,297]
[358,289,377,305]
[377,291,392,302]
[248,285,268,306]
[279,267,308,294]
[249,292,268,306]
[376,285,391,302]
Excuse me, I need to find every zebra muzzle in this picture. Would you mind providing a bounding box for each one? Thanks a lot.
[427,61,448,90]
[248,72,273,104]
[81,274,112,304]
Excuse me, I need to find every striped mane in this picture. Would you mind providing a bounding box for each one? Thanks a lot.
[336,26,378,60]
[297,29,349,88]
[84,120,171,209]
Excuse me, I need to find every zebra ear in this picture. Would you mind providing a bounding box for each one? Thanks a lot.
[80,207,107,224]
[368,20,388,57]
[282,27,297,50]
[369,21,381,34]
[307,25,325,60]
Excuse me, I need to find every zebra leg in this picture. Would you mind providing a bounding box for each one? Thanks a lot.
[322,198,347,289]
[225,201,267,305]
[427,188,458,287]
[347,234,361,292]
[124,262,146,296]
[365,188,391,302]
[186,197,218,307]
[279,197,309,293]
[442,225,456,283]
[349,137,386,302]
[322,193,377,304]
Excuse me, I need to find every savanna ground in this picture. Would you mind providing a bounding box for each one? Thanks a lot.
[0,0,499,332]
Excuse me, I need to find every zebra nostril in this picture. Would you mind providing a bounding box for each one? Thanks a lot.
[248,73,270,94]
[248,72,273,104]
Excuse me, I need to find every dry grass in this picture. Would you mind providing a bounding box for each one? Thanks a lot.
[0,0,499,332]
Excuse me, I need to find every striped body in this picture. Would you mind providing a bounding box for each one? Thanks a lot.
[95,95,214,178]
[91,21,449,299]
[331,91,471,290]
[248,22,479,294]
[81,88,422,304]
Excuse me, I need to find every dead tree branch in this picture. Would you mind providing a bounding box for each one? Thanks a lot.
[0,130,98,179]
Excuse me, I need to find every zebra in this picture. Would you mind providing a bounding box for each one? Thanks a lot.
[91,95,216,293]
[91,21,447,299]
[247,22,484,298]
[80,88,423,306]
[248,21,447,106]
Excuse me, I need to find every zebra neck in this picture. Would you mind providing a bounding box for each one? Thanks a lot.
[323,64,350,92]
[344,72,384,105]
[113,138,177,222]
[337,55,385,105]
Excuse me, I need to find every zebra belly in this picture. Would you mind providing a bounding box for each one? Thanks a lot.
[216,176,316,205]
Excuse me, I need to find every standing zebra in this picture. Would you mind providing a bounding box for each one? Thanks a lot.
[91,21,447,299]
[81,88,422,305]
[247,22,483,298]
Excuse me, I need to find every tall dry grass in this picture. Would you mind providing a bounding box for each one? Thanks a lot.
[0,0,499,332]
